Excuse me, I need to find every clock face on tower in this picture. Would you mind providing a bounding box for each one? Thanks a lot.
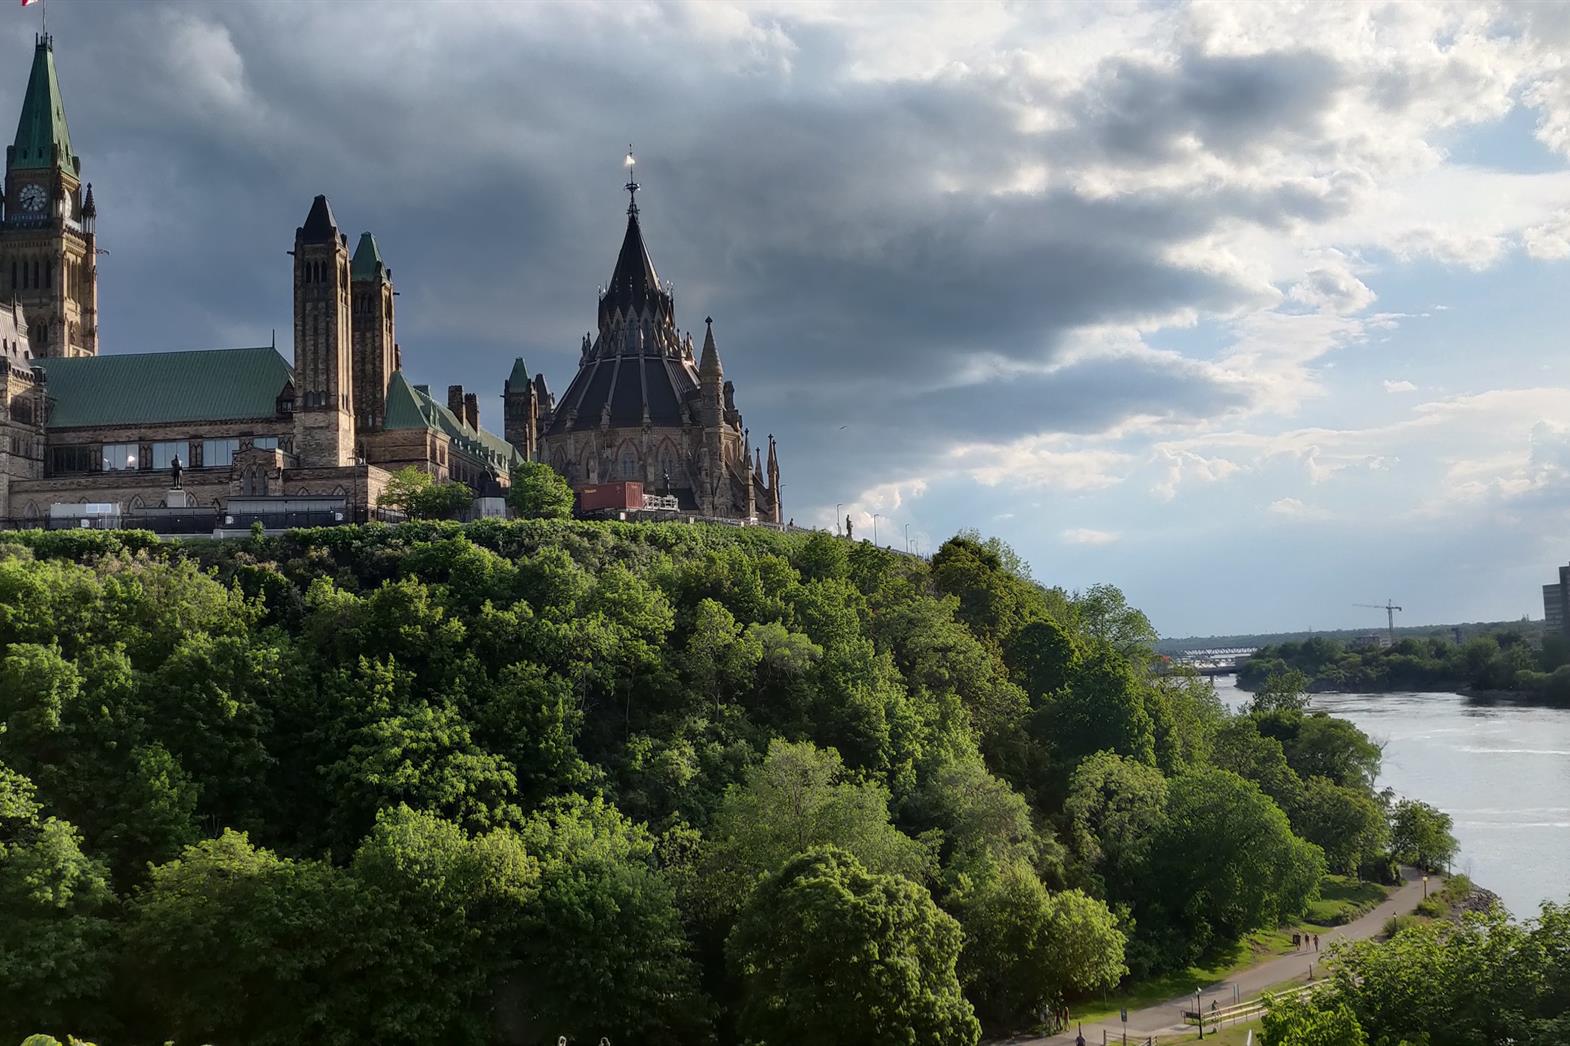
[16,184,47,213]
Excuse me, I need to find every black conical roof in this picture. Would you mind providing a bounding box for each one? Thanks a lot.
[298,194,339,243]
[599,212,672,328]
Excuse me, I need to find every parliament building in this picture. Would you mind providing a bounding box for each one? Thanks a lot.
[0,35,781,526]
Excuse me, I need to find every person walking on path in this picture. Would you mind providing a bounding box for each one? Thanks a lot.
[1314,933,1320,952]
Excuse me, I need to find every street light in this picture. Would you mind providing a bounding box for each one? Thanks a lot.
[873,513,881,546]
[904,522,911,553]
[835,503,842,536]
[1423,875,1429,900]
[1196,988,1204,1039]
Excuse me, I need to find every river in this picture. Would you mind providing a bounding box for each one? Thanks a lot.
[1213,678,1570,919]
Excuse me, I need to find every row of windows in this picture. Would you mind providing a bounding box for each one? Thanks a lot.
[300,259,348,292]
[11,259,52,291]
[51,436,280,475]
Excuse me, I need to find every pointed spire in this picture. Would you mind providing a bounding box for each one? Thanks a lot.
[10,34,77,175]
[81,182,94,218]
[699,316,723,379]
[298,194,339,244]
[506,357,530,390]
[767,433,778,470]
[351,232,386,281]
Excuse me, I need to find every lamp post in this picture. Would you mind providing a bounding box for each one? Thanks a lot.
[835,503,842,536]
[1196,988,1204,1039]
[904,522,911,553]
[873,513,881,547]
[1423,874,1429,900]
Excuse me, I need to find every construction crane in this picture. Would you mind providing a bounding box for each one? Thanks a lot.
[1354,600,1404,645]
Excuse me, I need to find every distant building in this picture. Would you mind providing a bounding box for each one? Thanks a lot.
[1351,633,1390,651]
[1544,564,1570,639]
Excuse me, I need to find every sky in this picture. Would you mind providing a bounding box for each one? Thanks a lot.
[12,0,1570,637]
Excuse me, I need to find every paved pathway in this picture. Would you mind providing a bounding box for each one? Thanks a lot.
[1020,869,1438,1045]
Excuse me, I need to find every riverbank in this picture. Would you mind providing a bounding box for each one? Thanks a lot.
[1019,870,1438,1045]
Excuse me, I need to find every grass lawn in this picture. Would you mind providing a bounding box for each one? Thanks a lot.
[1076,875,1391,1025]
[1305,875,1391,926]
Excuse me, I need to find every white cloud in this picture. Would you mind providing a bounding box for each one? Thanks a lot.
[1289,261,1377,315]
[1267,497,1332,520]
[1063,528,1119,545]
[947,437,1132,491]
[1384,379,1418,393]
[1524,209,1570,260]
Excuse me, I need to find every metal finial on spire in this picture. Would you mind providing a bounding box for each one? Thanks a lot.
[623,144,639,216]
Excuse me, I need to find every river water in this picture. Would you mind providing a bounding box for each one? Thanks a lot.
[1213,678,1570,918]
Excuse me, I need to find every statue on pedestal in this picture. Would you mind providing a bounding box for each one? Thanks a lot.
[170,454,184,490]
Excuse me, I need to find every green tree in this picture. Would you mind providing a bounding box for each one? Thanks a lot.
[1063,750,1167,898]
[122,830,360,1045]
[1248,668,1312,713]
[1149,769,1324,962]
[1040,644,1156,768]
[954,861,1125,1033]
[1072,584,1158,665]
[378,465,473,519]
[0,764,114,1043]
[703,739,931,913]
[1261,993,1367,1046]
[507,461,574,520]
[728,846,979,1046]
[1389,798,1457,871]
[1296,776,1388,876]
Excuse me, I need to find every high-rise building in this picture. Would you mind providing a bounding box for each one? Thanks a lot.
[1544,564,1570,638]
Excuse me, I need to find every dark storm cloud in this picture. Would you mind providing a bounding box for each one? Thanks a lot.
[1,3,1358,507]
[1051,48,1347,166]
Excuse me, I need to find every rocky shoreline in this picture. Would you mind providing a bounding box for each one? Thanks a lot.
[1449,882,1505,920]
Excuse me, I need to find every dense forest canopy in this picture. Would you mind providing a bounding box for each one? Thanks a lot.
[0,521,1442,1044]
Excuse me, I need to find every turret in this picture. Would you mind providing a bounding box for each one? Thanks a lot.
[766,433,782,523]
[503,356,539,461]
[742,427,757,520]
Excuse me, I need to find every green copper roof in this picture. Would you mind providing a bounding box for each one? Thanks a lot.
[384,371,521,468]
[35,347,292,429]
[506,357,530,389]
[351,232,385,281]
[10,36,76,174]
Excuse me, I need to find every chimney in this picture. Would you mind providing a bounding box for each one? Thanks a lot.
[447,384,464,419]
[463,392,479,430]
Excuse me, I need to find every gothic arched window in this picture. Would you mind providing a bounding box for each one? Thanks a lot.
[618,444,639,481]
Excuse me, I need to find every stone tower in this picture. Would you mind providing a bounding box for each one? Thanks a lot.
[503,357,540,462]
[0,35,97,358]
[350,231,397,434]
[292,195,355,467]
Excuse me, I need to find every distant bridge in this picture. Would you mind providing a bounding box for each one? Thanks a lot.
[1162,647,1256,677]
